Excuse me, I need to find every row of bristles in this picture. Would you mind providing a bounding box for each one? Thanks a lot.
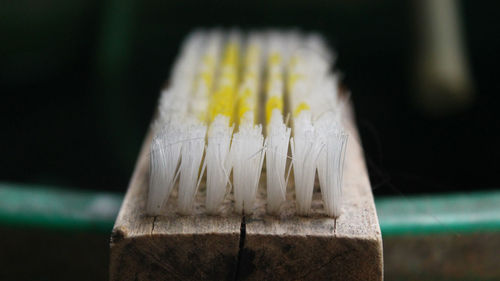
[147,29,348,218]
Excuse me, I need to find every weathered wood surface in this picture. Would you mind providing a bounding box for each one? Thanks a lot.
[110,103,383,281]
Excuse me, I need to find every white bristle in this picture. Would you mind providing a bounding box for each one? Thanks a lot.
[149,31,206,215]
[265,110,291,214]
[309,74,340,115]
[264,33,291,214]
[175,31,210,215]
[231,33,264,215]
[170,31,205,90]
[148,30,349,218]
[291,111,322,215]
[205,115,233,214]
[303,33,334,66]
[156,89,187,129]
[177,122,207,215]
[147,123,183,215]
[190,31,222,120]
[315,112,348,218]
[287,35,349,217]
[231,122,265,214]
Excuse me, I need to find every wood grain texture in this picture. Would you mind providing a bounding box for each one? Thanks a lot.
[110,103,383,281]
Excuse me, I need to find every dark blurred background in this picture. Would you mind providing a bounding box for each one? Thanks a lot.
[1,0,499,196]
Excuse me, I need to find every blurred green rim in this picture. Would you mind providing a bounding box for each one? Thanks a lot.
[1,182,499,236]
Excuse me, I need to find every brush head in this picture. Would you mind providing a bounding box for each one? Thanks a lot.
[147,29,349,218]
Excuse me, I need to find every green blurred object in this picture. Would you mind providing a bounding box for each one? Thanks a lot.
[2,182,500,235]
[0,183,122,233]
[377,191,500,236]
[1,182,500,235]
[1,182,500,281]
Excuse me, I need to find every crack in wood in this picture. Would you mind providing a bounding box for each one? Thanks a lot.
[233,215,246,281]
[151,216,157,234]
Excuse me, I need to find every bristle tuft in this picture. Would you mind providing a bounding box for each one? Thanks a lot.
[205,115,233,214]
[147,123,183,215]
[315,112,348,218]
[177,122,207,215]
[265,111,291,214]
[231,123,265,214]
[291,111,322,216]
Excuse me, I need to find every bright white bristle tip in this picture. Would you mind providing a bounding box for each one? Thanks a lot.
[265,110,291,214]
[177,123,207,215]
[205,115,233,214]
[291,111,323,216]
[231,122,265,214]
[315,112,348,218]
[147,124,183,215]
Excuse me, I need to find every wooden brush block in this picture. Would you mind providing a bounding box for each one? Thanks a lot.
[109,103,383,281]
